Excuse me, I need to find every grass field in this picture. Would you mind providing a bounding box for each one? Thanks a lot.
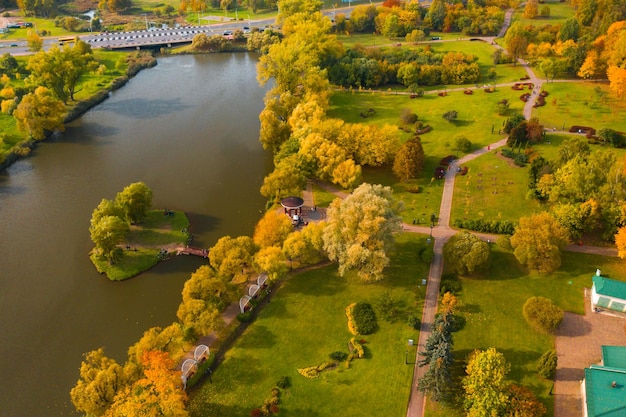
[512,0,576,28]
[532,82,626,132]
[328,87,530,223]
[425,247,626,417]
[451,151,544,224]
[188,232,430,417]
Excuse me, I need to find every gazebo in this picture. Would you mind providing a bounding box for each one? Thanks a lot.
[281,196,304,217]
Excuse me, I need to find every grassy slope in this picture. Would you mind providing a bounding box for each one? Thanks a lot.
[512,0,576,28]
[188,233,430,417]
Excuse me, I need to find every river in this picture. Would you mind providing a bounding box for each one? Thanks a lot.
[0,53,271,416]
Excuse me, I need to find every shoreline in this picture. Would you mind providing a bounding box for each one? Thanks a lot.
[0,53,158,173]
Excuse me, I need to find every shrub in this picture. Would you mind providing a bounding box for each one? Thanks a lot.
[352,302,378,334]
[400,108,418,124]
[537,349,557,379]
[250,408,262,417]
[523,297,564,333]
[330,351,348,361]
[496,234,513,251]
[376,290,396,321]
[237,311,253,322]
[439,273,462,295]
[346,303,358,335]
[276,376,291,389]
[407,313,421,330]
[420,245,434,263]
[350,337,365,358]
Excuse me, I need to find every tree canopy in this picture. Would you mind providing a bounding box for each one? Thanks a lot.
[443,231,491,275]
[510,212,569,273]
[323,183,403,281]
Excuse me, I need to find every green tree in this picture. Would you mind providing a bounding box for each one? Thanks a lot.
[0,53,19,76]
[510,212,570,273]
[114,182,152,224]
[443,231,491,276]
[392,137,425,182]
[540,5,550,17]
[91,198,123,227]
[463,348,510,417]
[27,42,97,103]
[426,0,447,30]
[70,348,127,417]
[522,296,564,333]
[417,312,454,401]
[536,349,557,379]
[443,110,458,123]
[90,215,129,263]
[406,29,425,44]
[558,17,580,42]
[454,136,472,154]
[323,183,403,281]
[282,221,326,265]
[13,86,66,140]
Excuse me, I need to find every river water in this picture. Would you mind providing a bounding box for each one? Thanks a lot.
[0,53,270,416]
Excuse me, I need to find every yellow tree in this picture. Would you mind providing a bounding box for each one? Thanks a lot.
[209,235,257,278]
[254,246,289,281]
[13,86,65,140]
[615,226,626,258]
[253,209,294,248]
[282,221,327,266]
[104,351,187,417]
[510,212,570,273]
[71,348,127,416]
[323,183,403,281]
[607,65,626,99]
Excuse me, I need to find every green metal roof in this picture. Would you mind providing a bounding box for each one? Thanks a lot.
[585,366,626,417]
[593,276,626,300]
[603,346,626,369]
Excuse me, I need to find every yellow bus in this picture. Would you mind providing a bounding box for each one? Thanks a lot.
[58,36,76,44]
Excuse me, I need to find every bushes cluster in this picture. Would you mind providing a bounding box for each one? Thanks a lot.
[439,273,462,296]
[250,387,281,416]
[297,362,336,378]
[407,313,421,330]
[453,219,516,235]
[350,337,365,359]
[275,376,291,389]
[500,148,528,166]
[346,303,358,335]
[522,297,564,333]
[537,350,558,379]
[330,351,348,361]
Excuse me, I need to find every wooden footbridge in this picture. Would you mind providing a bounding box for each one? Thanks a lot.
[175,246,209,258]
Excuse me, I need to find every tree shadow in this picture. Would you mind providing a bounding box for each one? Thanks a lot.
[236,324,277,349]
[556,312,592,337]
[61,122,120,142]
[451,119,474,127]
[556,367,585,382]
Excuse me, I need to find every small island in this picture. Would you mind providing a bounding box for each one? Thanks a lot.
[89,182,197,281]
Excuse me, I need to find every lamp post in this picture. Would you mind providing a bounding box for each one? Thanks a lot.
[430,223,433,237]
[405,350,409,364]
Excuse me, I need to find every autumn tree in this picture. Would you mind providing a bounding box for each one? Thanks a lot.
[443,110,458,123]
[615,226,626,258]
[392,137,425,182]
[505,385,547,417]
[209,235,257,278]
[27,31,43,52]
[104,351,187,417]
[125,324,187,380]
[523,0,538,19]
[114,182,152,224]
[443,231,491,276]
[13,86,65,140]
[523,296,564,333]
[90,215,129,263]
[323,183,403,281]
[510,212,570,273]
[506,35,529,64]
[176,266,225,337]
[70,348,127,417]
[253,209,294,248]
[254,245,289,281]
[463,348,511,417]
[282,221,327,266]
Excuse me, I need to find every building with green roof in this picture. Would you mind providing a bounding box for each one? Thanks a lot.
[591,275,626,313]
[582,346,626,417]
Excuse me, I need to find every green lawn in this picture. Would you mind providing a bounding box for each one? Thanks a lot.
[426,247,626,417]
[451,151,544,224]
[188,233,431,417]
[513,0,576,28]
[328,88,529,223]
[532,82,626,132]
[311,183,339,208]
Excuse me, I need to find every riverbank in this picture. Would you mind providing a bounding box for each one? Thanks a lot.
[0,51,157,173]
[90,209,193,281]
